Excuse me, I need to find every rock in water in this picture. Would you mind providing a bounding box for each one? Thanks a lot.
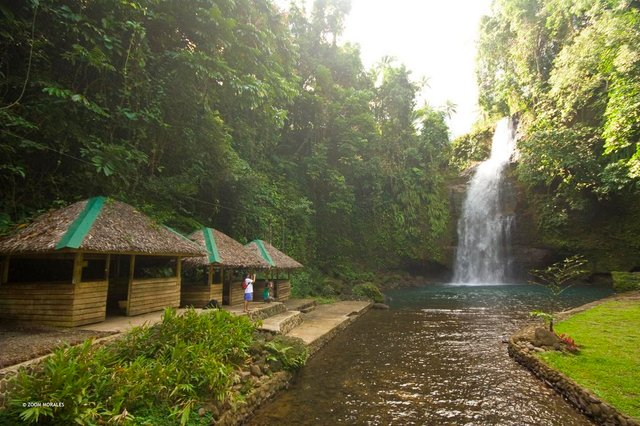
[372,303,390,310]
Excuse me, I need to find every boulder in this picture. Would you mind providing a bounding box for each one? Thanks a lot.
[533,327,561,348]
[250,364,262,377]
[372,303,390,310]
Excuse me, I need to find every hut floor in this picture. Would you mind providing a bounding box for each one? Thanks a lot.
[0,321,115,369]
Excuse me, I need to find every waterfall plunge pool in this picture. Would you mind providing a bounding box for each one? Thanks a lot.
[248,284,612,425]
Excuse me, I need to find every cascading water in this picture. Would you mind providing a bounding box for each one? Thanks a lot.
[453,118,516,284]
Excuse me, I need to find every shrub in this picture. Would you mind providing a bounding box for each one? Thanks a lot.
[291,270,313,297]
[265,335,308,371]
[530,310,555,332]
[352,283,385,303]
[321,282,338,297]
[611,271,640,292]
[291,269,326,298]
[3,308,256,425]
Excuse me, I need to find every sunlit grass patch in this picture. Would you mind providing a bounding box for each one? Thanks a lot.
[538,299,640,420]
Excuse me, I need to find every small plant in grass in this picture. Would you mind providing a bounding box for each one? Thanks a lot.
[530,310,555,331]
[529,254,589,297]
[528,254,589,331]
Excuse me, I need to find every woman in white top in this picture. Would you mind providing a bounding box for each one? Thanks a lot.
[243,273,254,313]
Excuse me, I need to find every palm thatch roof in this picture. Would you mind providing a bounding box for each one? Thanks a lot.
[245,240,303,270]
[183,228,270,269]
[0,197,205,256]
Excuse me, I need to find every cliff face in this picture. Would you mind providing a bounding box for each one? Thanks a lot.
[445,114,640,281]
[534,195,640,274]
[446,164,555,281]
[502,167,556,278]
[446,164,640,280]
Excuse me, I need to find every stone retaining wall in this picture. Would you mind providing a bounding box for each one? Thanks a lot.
[0,355,46,409]
[0,333,120,409]
[508,336,639,426]
[215,371,293,426]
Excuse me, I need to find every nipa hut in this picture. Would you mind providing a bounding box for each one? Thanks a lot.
[244,240,303,301]
[182,228,269,307]
[0,197,205,327]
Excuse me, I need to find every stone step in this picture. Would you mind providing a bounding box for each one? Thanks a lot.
[245,302,287,321]
[259,310,304,335]
[283,298,317,313]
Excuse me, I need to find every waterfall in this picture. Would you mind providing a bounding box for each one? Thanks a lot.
[453,118,516,284]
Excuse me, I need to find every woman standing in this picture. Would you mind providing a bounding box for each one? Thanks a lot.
[243,273,254,313]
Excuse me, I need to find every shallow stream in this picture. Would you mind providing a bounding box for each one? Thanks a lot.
[248,284,612,425]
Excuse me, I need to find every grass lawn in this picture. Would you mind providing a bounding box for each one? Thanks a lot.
[538,298,640,420]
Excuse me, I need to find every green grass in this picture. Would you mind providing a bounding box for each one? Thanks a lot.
[538,299,640,420]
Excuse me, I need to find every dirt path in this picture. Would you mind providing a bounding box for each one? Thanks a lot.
[0,322,114,369]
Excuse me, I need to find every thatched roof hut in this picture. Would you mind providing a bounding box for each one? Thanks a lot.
[184,228,269,269]
[245,240,303,270]
[0,197,204,257]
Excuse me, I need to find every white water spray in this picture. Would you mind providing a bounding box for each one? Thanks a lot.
[453,118,516,284]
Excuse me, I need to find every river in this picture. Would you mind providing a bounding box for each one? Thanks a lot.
[248,284,612,425]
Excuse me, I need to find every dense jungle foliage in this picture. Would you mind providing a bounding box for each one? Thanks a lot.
[476,0,640,248]
[0,0,451,279]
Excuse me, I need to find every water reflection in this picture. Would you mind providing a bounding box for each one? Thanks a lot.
[248,284,612,425]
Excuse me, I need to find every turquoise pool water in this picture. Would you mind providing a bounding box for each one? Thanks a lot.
[249,284,612,425]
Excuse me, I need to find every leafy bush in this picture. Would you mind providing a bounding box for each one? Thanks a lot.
[265,335,308,371]
[291,269,328,298]
[352,282,385,303]
[290,270,313,297]
[2,308,256,425]
[449,124,493,171]
[530,310,555,332]
[611,271,640,292]
[529,254,589,297]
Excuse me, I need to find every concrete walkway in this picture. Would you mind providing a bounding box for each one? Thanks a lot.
[78,309,192,333]
[78,300,372,356]
[287,301,371,353]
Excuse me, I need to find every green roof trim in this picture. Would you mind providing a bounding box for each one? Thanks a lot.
[55,196,106,250]
[203,228,221,264]
[164,225,191,242]
[253,239,275,267]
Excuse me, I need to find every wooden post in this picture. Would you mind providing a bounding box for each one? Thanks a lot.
[72,252,84,285]
[1,256,9,285]
[126,255,135,315]
[208,264,213,286]
[176,256,182,288]
[105,254,111,279]
[102,254,111,319]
